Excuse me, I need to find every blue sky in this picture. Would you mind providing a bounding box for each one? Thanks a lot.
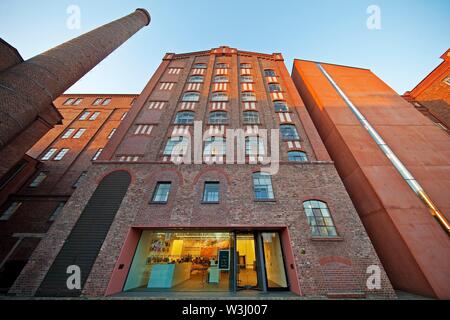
[1,0,448,95]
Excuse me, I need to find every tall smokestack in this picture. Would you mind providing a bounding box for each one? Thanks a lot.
[0,8,151,150]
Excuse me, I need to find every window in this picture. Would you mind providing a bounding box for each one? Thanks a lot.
[89,112,100,120]
[202,182,220,203]
[240,63,252,69]
[63,98,75,105]
[204,137,226,156]
[211,92,228,102]
[49,202,65,222]
[73,98,83,106]
[93,98,103,105]
[288,151,308,162]
[54,148,69,161]
[41,148,57,160]
[253,172,274,200]
[102,98,111,106]
[73,171,87,188]
[214,76,229,83]
[268,84,282,92]
[151,182,171,203]
[243,111,260,124]
[121,112,128,120]
[0,202,22,221]
[0,160,27,190]
[241,92,256,102]
[303,200,337,237]
[175,111,195,124]
[264,69,276,77]
[274,101,289,112]
[92,148,103,161]
[245,136,265,156]
[182,92,200,102]
[444,77,450,86]
[188,75,204,83]
[240,75,253,83]
[108,128,117,139]
[163,137,189,156]
[209,111,228,124]
[193,63,207,69]
[73,128,86,139]
[216,63,229,68]
[29,172,47,187]
[280,124,300,140]
[79,111,91,120]
[61,128,75,139]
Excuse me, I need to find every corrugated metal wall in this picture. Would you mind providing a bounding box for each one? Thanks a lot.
[36,170,131,297]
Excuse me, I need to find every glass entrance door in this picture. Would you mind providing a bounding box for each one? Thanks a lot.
[235,233,258,290]
[261,232,288,290]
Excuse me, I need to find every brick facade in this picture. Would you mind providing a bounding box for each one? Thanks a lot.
[9,47,395,298]
[0,95,135,293]
[403,49,450,133]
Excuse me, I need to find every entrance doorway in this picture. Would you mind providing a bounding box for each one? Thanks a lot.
[236,233,258,290]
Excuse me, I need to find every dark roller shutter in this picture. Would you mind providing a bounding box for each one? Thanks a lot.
[36,170,131,297]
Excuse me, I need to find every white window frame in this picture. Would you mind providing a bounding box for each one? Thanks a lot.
[0,202,22,221]
[54,148,69,161]
[41,148,57,160]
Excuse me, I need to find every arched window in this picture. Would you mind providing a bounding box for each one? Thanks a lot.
[274,101,289,112]
[211,92,229,102]
[163,136,189,156]
[214,75,229,83]
[216,63,229,68]
[268,84,282,92]
[264,69,276,77]
[280,124,300,140]
[243,111,260,124]
[193,63,207,69]
[182,92,200,102]
[240,75,254,83]
[188,75,204,83]
[174,111,195,124]
[252,172,274,200]
[288,151,308,162]
[245,136,265,156]
[303,200,337,237]
[204,137,226,156]
[209,111,228,124]
[240,63,252,69]
[241,92,256,102]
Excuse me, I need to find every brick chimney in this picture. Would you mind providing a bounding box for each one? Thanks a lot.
[0,8,150,178]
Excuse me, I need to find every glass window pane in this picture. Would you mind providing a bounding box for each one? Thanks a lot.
[152,182,171,202]
[261,232,288,289]
[203,182,220,202]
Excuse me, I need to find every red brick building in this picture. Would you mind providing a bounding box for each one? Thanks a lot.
[8,47,394,298]
[0,95,135,292]
[403,48,450,133]
[292,59,450,299]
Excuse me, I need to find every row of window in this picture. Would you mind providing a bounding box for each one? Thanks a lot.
[191,63,254,69]
[162,135,306,160]
[27,170,88,189]
[77,110,127,121]
[0,201,65,222]
[61,127,116,140]
[41,147,103,161]
[173,111,299,138]
[149,178,334,237]
[64,97,112,106]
